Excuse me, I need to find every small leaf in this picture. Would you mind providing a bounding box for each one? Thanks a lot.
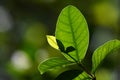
[73,72,91,80]
[55,5,89,61]
[46,35,59,49]
[66,46,76,53]
[56,39,66,53]
[55,70,82,80]
[92,39,120,73]
[38,57,73,74]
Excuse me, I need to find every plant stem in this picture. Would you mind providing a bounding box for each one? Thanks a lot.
[67,53,95,79]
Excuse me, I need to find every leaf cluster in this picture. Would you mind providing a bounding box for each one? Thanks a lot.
[38,5,120,80]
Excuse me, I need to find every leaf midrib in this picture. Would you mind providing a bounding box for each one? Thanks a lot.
[67,6,79,61]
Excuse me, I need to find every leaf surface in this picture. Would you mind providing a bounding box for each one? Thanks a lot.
[92,39,120,73]
[38,57,73,74]
[46,35,59,49]
[56,39,66,52]
[55,5,89,61]
[55,70,82,80]
[73,72,91,80]
[66,46,76,53]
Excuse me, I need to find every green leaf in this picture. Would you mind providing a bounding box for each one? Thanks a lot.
[38,57,73,74]
[73,72,91,80]
[55,5,89,61]
[55,70,82,80]
[66,46,76,53]
[92,39,120,73]
[56,39,66,53]
[46,35,59,49]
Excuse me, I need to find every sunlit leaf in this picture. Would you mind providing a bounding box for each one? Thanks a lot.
[46,35,59,49]
[38,57,73,74]
[55,5,89,61]
[92,39,120,73]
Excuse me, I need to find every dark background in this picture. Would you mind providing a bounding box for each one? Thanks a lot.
[0,0,120,80]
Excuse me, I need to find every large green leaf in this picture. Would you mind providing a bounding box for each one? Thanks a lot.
[55,5,89,61]
[73,72,91,80]
[92,39,120,73]
[38,57,73,74]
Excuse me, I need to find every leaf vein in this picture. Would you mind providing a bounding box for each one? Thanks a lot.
[68,6,79,61]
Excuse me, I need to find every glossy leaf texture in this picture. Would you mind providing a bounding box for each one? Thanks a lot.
[38,57,73,74]
[46,35,59,50]
[73,72,91,80]
[55,5,89,61]
[92,39,120,73]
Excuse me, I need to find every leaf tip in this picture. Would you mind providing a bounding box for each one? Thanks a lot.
[38,64,44,75]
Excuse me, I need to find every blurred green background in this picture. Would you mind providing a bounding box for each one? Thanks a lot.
[0,0,120,80]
